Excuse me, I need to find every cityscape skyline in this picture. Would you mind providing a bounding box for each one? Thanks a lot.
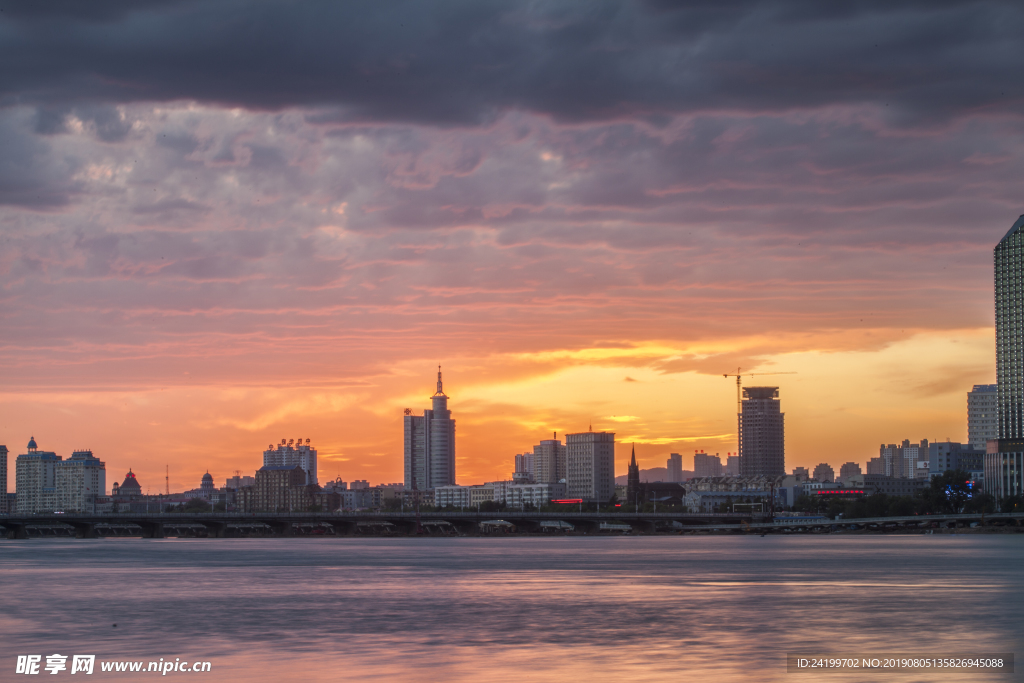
[3,4,1021,493]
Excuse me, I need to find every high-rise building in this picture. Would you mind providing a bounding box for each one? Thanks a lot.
[879,439,929,479]
[812,463,834,482]
[513,453,534,482]
[968,384,998,451]
[15,437,61,514]
[666,453,683,482]
[404,367,456,491]
[839,462,862,480]
[987,215,1024,500]
[532,436,566,485]
[55,449,106,513]
[866,457,885,475]
[0,445,7,514]
[738,387,785,477]
[263,439,318,485]
[693,451,723,477]
[565,430,615,502]
[725,454,740,476]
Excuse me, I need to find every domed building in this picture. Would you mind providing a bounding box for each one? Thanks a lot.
[111,469,143,500]
[183,471,218,502]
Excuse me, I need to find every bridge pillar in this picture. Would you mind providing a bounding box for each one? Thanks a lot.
[571,519,600,534]
[627,520,656,534]
[5,523,29,540]
[139,522,164,539]
[71,522,96,539]
[271,522,294,537]
[330,520,357,535]
[204,522,228,538]
[447,520,479,536]
[512,520,540,533]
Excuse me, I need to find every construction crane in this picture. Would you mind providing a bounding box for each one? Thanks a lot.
[722,367,797,414]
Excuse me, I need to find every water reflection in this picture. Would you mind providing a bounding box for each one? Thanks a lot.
[0,536,1020,682]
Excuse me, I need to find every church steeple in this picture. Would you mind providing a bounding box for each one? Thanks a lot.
[626,442,641,508]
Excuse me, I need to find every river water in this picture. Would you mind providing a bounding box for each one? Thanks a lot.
[0,535,1021,682]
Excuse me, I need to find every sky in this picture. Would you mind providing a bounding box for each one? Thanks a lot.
[1,0,1023,493]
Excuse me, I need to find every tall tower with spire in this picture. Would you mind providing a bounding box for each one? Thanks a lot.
[626,444,641,508]
[404,366,457,490]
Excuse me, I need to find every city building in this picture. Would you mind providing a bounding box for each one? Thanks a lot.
[225,475,255,489]
[532,435,567,485]
[404,367,456,491]
[0,445,7,513]
[237,465,317,512]
[879,440,929,479]
[15,437,61,514]
[843,474,928,498]
[738,387,785,477]
[183,472,218,501]
[435,485,471,508]
[683,475,784,513]
[505,482,566,509]
[838,462,862,481]
[626,445,641,507]
[929,442,984,478]
[513,453,535,483]
[725,454,740,476]
[666,453,683,482]
[566,430,615,502]
[812,463,834,482]
[350,479,370,490]
[968,384,998,451]
[693,451,723,477]
[988,215,1024,501]
[111,469,143,501]
[792,466,809,479]
[55,449,106,513]
[866,457,885,475]
[263,439,318,485]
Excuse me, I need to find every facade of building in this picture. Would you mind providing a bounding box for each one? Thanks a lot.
[666,453,683,482]
[15,437,61,514]
[968,384,998,451]
[694,451,723,477]
[505,482,566,509]
[263,439,318,485]
[866,457,884,475]
[55,449,106,513]
[532,437,567,485]
[738,387,785,477]
[989,216,1024,500]
[838,462,862,480]
[812,463,834,482]
[225,475,255,489]
[843,474,928,498]
[0,445,7,513]
[725,454,740,476]
[237,465,316,512]
[929,442,984,477]
[566,431,615,503]
[513,453,535,483]
[683,475,784,513]
[404,368,456,491]
[879,440,929,479]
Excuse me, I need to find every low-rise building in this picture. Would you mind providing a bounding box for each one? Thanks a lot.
[843,474,928,497]
[505,482,566,509]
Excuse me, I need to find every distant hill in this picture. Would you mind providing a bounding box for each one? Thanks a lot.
[615,467,693,484]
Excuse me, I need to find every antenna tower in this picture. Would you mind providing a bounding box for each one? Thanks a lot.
[165,465,170,496]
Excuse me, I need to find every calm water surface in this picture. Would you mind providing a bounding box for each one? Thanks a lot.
[0,535,1021,682]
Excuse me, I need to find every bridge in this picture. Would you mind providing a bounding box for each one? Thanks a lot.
[0,510,763,539]
[1,511,1021,539]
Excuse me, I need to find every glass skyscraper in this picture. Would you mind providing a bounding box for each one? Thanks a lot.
[987,214,1024,500]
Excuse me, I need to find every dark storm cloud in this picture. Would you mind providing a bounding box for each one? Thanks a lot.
[1,0,1021,124]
